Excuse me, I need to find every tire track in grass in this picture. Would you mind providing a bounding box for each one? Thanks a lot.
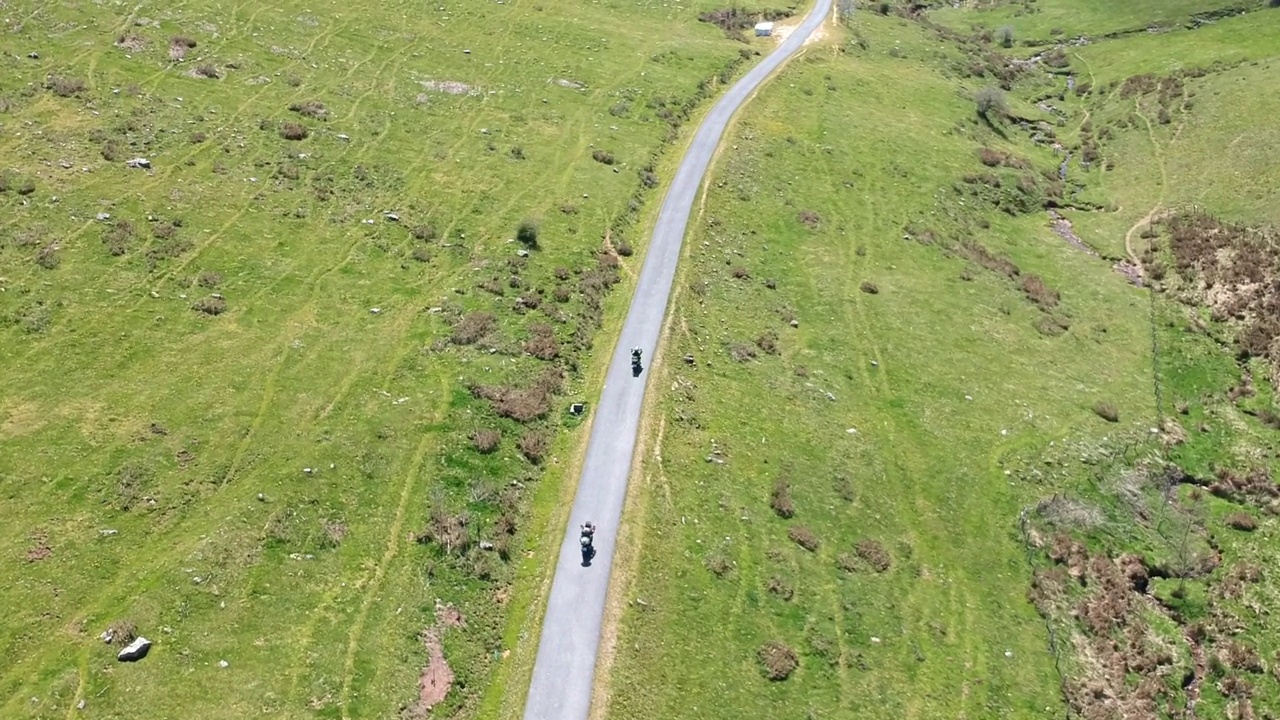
[131,16,411,312]
[841,163,888,396]
[122,201,253,312]
[8,230,384,697]
[218,231,369,487]
[73,1,151,80]
[336,43,414,125]
[315,264,442,422]
[829,581,854,714]
[62,649,88,720]
[288,300,445,704]
[0,14,429,705]
[337,379,448,720]
[132,8,364,183]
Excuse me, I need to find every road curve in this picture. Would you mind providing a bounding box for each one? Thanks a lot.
[522,2,833,718]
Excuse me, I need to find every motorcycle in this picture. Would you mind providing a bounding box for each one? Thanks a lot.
[580,522,596,565]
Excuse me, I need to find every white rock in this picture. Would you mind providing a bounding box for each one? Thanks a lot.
[218,660,229,668]
[117,637,152,662]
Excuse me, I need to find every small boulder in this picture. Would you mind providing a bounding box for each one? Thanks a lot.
[117,637,151,662]
[125,158,151,169]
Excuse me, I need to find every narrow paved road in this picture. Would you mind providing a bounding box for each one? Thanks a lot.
[522,2,833,718]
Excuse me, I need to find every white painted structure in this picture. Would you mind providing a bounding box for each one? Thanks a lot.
[754,21,774,36]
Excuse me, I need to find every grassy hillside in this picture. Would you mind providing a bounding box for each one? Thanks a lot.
[0,0,782,717]
[604,3,1280,719]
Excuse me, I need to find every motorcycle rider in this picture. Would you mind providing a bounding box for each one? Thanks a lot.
[580,521,596,564]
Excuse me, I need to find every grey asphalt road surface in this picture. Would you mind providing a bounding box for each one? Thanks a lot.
[522,2,834,718]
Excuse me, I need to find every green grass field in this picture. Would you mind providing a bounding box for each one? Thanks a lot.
[603,3,1280,719]
[0,0,777,716]
[931,0,1267,46]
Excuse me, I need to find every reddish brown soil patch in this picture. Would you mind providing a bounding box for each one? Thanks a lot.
[116,33,146,52]
[414,630,454,716]
[435,603,466,629]
[25,533,51,562]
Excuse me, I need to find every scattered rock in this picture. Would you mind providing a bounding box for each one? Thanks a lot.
[1047,211,1098,256]
[218,659,229,668]
[125,158,151,169]
[99,529,118,537]
[370,307,381,314]
[421,80,474,95]
[1113,260,1144,286]
[682,354,696,365]
[116,637,151,662]
[385,213,400,222]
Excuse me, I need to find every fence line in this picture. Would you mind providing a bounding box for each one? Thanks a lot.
[1017,508,1076,720]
